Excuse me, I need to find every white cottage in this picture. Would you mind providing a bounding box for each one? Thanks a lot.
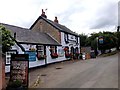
[1,10,80,73]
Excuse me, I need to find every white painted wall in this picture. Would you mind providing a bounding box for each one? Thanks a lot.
[61,32,80,52]
[46,46,67,64]
[5,44,46,73]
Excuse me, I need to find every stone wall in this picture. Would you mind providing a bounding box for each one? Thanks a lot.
[31,19,61,44]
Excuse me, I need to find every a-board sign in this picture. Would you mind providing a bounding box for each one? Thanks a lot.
[10,54,29,87]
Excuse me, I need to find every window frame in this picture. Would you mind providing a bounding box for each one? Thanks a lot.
[5,50,18,65]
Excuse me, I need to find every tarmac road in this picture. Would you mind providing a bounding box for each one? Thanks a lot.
[29,53,119,88]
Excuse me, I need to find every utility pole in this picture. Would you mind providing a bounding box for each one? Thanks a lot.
[117,26,119,32]
[117,26,119,50]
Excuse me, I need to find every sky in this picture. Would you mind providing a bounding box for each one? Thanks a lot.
[0,0,119,35]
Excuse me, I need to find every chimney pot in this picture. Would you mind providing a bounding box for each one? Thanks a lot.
[54,16,59,23]
[41,9,47,18]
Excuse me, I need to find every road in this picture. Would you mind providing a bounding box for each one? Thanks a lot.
[29,53,118,88]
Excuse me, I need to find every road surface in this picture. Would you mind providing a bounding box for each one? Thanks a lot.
[29,53,119,88]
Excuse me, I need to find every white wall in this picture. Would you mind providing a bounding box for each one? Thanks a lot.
[5,44,46,73]
[46,46,68,64]
[61,32,80,52]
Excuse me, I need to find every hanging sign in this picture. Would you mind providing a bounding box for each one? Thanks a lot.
[99,36,103,44]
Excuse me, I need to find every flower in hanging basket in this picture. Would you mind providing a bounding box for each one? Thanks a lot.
[29,47,36,51]
[37,54,45,60]
[64,48,68,51]
[76,52,80,54]
[65,53,70,58]
[51,53,58,58]
[43,55,47,58]
[70,53,73,56]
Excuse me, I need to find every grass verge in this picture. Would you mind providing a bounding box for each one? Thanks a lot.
[99,50,118,57]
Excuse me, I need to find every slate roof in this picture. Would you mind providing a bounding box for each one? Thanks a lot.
[0,23,61,46]
[30,16,79,36]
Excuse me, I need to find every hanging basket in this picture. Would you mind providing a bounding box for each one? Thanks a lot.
[64,48,68,51]
[65,53,70,58]
[51,53,58,58]
[37,54,46,60]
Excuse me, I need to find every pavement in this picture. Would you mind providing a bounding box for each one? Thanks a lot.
[5,53,119,88]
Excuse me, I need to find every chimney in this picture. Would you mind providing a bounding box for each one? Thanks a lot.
[54,16,59,23]
[41,9,47,18]
[14,32,16,39]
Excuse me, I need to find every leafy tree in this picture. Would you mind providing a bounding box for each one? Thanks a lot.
[98,32,117,52]
[79,33,87,47]
[114,32,120,50]
[0,25,14,53]
[86,31,117,54]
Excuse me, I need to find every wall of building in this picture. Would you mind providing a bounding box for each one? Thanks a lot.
[5,44,46,73]
[61,32,80,52]
[31,19,61,43]
[5,44,69,73]
[46,46,68,64]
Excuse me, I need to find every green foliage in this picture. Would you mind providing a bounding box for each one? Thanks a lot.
[0,25,14,53]
[80,31,118,54]
[98,32,117,51]
[7,80,22,88]
[114,32,120,50]
[79,33,87,47]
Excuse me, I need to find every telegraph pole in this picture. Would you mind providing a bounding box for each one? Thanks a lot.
[117,26,119,50]
[117,26,119,32]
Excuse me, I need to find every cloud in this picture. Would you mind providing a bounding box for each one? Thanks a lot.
[89,0,118,29]
[118,1,120,26]
[0,0,119,34]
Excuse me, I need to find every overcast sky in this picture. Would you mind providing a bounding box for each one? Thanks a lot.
[0,0,118,35]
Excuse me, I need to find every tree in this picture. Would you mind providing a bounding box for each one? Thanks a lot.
[86,31,117,54]
[114,32,120,50]
[79,33,87,47]
[0,25,14,53]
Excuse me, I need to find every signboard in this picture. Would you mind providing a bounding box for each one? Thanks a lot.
[10,54,29,87]
[99,36,103,44]
[5,50,17,65]
[25,51,36,61]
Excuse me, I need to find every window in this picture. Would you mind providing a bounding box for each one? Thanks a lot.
[50,46,58,58]
[64,33,69,44]
[36,45,45,60]
[64,46,70,58]
[58,49,64,57]
[75,47,79,54]
[75,36,78,44]
[70,47,75,54]
[6,50,17,65]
